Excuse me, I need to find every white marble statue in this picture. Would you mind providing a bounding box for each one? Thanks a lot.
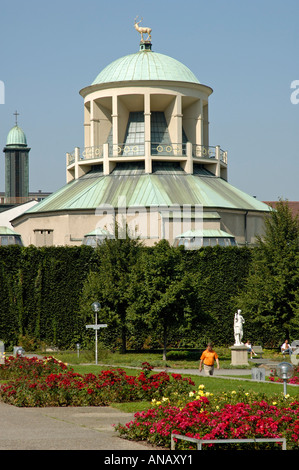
[234,309,245,345]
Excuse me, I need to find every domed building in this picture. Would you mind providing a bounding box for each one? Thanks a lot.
[12,28,271,247]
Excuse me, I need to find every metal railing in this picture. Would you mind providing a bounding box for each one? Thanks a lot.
[109,143,145,157]
[220,148,228,163]
[151,142,187,156]
[67,142,227,164]
[193,144,216,159]
[109,142,187,157]
[192,144,227,163]
[81,146,103,160]
[171,433,287,450]
[67,152,75,165]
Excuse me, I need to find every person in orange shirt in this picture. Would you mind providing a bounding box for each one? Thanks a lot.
[199,343,220,376]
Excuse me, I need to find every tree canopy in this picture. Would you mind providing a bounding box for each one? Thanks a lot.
[235,200,299,345]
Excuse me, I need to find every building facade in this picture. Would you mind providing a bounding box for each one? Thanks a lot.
[11,31,271,247]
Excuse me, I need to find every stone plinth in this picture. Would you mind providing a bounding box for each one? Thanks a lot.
[230,345,249,366]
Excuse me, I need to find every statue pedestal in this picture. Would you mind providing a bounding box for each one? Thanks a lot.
[230,345,249,366]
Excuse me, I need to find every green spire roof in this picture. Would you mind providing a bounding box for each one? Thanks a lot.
[92,47,200,85]
[6,125,27,147]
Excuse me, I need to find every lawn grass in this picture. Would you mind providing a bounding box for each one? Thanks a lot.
[54,348,249,369]
[69,361,299,414]
[54,346,289,371]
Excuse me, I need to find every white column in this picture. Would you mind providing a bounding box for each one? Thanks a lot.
[84,102,91,148]
[103,143,110,175]
[174,95,182,153]
[90,101,96,148]
[144,93,152,173]
[90,101,102,148]
[203,103,209,147]
[215,145,221,177]
[181,142,193,174]
[74,147,81,180]
[112,95,118,157]
[145,141,152,173]
[197,99,203,146]
[66,153,74,183]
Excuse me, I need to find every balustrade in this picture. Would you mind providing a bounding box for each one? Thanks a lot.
[67,142,227,168]
[109,143,145,157]
[67,152,75,165]
[193,144,216,159]
[150,142,186,156]
[81,146,103,160]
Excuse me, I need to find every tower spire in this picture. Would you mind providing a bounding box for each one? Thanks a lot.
[13,110,20,126]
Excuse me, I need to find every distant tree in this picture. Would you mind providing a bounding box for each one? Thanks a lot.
[79,225,142,353]
[128,240,204,360]
[235,199,299,345]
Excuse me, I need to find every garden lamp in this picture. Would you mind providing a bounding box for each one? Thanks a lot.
[276,362,294,396]
[92,301,101,313]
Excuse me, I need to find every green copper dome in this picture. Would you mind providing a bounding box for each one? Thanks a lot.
[6,125,27,147]
[92,47,200,85]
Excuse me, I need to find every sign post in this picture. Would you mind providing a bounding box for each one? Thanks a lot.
[86,302,107,365]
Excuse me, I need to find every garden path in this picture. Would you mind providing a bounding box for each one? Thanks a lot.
[0,401,152,450]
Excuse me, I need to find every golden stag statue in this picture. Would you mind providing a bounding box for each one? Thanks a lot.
[134,16,152,42]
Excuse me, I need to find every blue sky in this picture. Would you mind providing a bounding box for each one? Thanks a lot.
[0,0,298,201]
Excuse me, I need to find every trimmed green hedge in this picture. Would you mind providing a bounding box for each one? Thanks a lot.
[0,245,252,350]
[183,246,253,345]
[0,245,95,349]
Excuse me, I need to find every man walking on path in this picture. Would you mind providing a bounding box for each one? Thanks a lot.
[199,343,220,376]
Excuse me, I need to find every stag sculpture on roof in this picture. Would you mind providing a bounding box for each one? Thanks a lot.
[134,17,152,42]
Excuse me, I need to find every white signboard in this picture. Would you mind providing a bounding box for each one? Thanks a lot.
[86,324,107,330]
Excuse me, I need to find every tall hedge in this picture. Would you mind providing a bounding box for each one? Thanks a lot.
[0,245,95,349]
[0,244,252,350]
[182,246,252,345]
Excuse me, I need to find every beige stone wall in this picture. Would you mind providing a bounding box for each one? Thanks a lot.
[218,209,268,245]
[11,207,268,248]
[12,210,162,247]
